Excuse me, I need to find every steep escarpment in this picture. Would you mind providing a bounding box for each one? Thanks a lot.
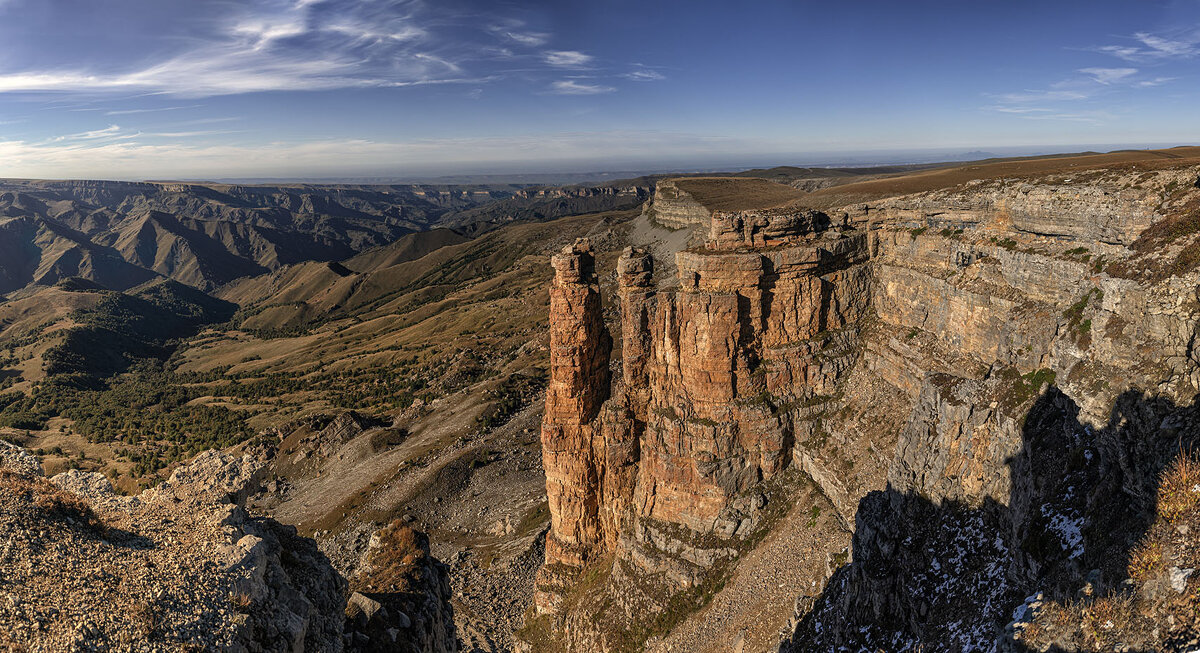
[785,164,1200,652]
[436,182,652,236]
[641,177,807,229]
[642,179,712,229]
[526,159,1200,652]
[527,203,874,649]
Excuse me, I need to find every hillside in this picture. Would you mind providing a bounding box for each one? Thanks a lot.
[0,177,668,298]
[0,180,522,296]
[433,180,652,235]
[0,444,457,653]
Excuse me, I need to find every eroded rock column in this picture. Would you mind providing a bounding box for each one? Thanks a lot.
[617,247,655,411]
[534,239,612,614]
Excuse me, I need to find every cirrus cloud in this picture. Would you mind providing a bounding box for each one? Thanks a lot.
[0,1,633,98]
[550,80,614,95]
[1097,31,1199,62]
[543,50,593,67]
[0,129,775,180]
[1078,67,1138,85]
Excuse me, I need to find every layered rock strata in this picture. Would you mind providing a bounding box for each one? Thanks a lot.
[786,167,1200,650]
[532,206,872,639]
[534,240,615,614]
[641,179,712,229]
[532,163,1200,652]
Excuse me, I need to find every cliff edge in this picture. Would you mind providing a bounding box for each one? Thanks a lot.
[524,159,1200,652]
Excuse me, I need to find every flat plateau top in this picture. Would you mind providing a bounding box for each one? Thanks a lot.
[671,176,810,212]
[800,146,1200,209]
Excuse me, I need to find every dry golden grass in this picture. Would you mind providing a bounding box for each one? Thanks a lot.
[1022,453,1200,650]
[1157,454,1200,523]
[354,521,431,593]
[1018,600,1070,643]
[801,146,1200,209]
[229,592,254,613]
[1080,593,1140,650]
[0,469,102,529]
[1128,537,1167,584]
[672,177,807,212]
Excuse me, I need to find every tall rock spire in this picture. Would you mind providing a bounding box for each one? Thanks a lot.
[534,239,612,615]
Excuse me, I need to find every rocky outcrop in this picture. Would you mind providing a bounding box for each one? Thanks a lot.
[531,162,1200,652]
[530,205,873,647]
[2,446,462,653]
[437,182,652,235]
[845,166,1200,246]
[345,521,459,653]
[514,185,649,201]
[0,449,349,652]
[642,179,712,229]
[0,440,42,477]
[784,165,1200,651]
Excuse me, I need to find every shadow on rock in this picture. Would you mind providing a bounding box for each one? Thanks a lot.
[782,386,1200,652]
[343,522,460,653]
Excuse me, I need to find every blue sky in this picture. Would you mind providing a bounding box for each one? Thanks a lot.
[0,0,1197,180]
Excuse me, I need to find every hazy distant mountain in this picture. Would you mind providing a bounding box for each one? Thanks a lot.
[0,178,666,296]
[0,180,522,295]
[952,150,1002,160]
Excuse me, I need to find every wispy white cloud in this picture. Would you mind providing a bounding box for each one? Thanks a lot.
[49,125,131,143]
[986,105,1112,124]
[987,106,1053,114]
[1097,31,1200,62]
[142,130,244,138]
[1026,111,1112,124]
[992,89,1091,104]
[550,80,614,95]
[485,19,549,47]
[0,54,482,98]
[503,31,549,47]
[0,130,778,180]
[0,2,657,101]
[988,31,1186,123]
[105,105,202,116]
[623,68,665,82]
[171,117,245,126]
[0,2,568,97]
[544,50,593,67]
[1136,77,1175,87]
[1078,67,1138,85]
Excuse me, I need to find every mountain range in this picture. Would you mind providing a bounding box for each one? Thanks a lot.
[0,178,654,296]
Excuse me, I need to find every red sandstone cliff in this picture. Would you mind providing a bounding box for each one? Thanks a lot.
[530,206,874,644]
[526,162,1200,653]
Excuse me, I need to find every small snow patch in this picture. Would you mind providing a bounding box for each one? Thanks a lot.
[1040,503,1084,560]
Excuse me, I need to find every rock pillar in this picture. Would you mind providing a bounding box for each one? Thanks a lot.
[617,247,655,413]
[534,239,612,614]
